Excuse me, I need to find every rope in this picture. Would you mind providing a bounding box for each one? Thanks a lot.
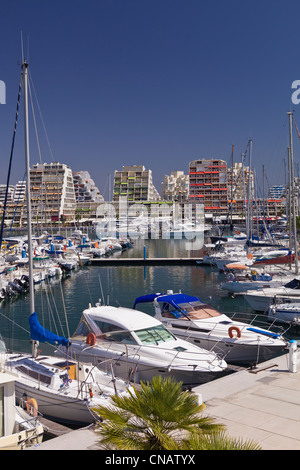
[0,78,22,252]
[293,115,300,139]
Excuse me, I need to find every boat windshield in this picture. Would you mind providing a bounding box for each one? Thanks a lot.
[162,301,221,320]
[135,325,175,345]
[92,320,138,344]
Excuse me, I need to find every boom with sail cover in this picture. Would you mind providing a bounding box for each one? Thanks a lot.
[29,312,70,346]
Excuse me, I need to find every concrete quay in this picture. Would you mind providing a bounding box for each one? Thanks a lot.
[28,351,300,451]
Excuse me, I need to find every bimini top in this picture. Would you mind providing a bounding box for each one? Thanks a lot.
[133,292,202,311]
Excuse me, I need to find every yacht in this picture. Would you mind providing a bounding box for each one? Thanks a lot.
[243,278,300,312]
[55,304,228,386]
[133,291,288,365]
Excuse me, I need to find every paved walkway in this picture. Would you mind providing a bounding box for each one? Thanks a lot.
[29,350,300,450]
[194,351,300,450]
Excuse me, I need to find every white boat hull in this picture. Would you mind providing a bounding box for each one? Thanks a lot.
[14,382,96,426]
[62,340,227,387]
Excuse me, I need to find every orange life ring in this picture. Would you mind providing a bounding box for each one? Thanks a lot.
[236,230,241,235]
[228,326,241,338]
[86,332,96,346]
[247,253,253,260]
[26,397,38,417]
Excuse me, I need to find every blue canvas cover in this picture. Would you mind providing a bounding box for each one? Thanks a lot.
[29,312,70,346]
[133,293,201,310]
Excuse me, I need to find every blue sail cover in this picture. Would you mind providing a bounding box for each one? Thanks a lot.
[29,312,70,346]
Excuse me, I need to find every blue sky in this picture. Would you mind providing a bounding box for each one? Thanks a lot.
[0,0,299,198]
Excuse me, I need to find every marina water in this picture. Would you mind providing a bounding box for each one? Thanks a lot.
[1,238,299,356]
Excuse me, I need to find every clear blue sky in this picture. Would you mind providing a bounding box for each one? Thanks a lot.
[0,0,299,198]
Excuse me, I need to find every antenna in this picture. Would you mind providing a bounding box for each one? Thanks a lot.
[20,31,24,62]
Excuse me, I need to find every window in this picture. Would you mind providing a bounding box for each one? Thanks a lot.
[93,321,138,344]
[74,321,90,336]
[135,325,175,345]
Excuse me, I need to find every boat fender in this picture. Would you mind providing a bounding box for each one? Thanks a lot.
[86,332,96,346]
[228,326,241,338]
[26,397,38,417]
[248,254,253,260]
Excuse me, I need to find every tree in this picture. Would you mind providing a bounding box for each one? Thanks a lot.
[92,375,261,450]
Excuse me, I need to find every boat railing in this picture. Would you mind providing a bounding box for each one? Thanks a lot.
[95,337,224,368]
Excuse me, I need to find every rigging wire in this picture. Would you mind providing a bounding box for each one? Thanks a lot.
[0,79,22,252]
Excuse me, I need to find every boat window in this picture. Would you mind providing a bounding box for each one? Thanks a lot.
[165,301,221,320]
[135,325,175,345]
[92,321,138,344]
[284,279,300,289]
[103,330,138,344]
[15,365,52,385]
[93,320,122,334]
[74,321,90,337]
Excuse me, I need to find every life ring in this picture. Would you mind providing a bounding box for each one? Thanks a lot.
[236,230,240,235]
[248,253,253,260]
[86,332,96,346]
[228,326,241,338]
[26,397,38,417]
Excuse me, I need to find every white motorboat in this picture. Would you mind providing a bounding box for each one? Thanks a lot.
[268,303,300,325]
[221,268,292,294]
[243,278,300,312]
[133,291,288,366]
[56,304,228,386]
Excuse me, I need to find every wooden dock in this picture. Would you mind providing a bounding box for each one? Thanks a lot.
[39,416,72,438]
[90,257,202,266]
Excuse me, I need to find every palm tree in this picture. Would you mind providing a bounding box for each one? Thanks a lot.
[92,375,261,450]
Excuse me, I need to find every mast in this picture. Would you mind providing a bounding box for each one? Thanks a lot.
[288,111,299,274]
[22,59,38,357]
[230,145,234,225]
[247,139,253,241]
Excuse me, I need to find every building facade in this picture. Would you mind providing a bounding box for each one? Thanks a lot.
[161,171,189,202]
[189,159,228,215]
[113,165,160,203]
[22,162,76,225]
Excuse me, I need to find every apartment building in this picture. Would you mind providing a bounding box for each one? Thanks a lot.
[189,159,228,215]
[113,165,160,203]
[0,185,14,204]
[22,162,76,225]
[73,171,104,222]
[161,171,189,202]
[13,180,26,202]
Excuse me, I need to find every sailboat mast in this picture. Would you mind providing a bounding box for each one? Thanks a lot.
[247,139,253,241]
[22,59,38,357]
[288,111,299,274]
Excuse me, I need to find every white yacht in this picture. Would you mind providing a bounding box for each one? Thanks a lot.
[243,278,300,312]
[268,303,300,325]
[56,304,228,386]
[133,291,288,365]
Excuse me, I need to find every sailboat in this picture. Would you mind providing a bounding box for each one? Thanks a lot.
[0,335,44,450]
[4,59,131,427]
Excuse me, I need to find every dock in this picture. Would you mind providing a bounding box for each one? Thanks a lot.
[90,257,202,266]
[28,350,300,450]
